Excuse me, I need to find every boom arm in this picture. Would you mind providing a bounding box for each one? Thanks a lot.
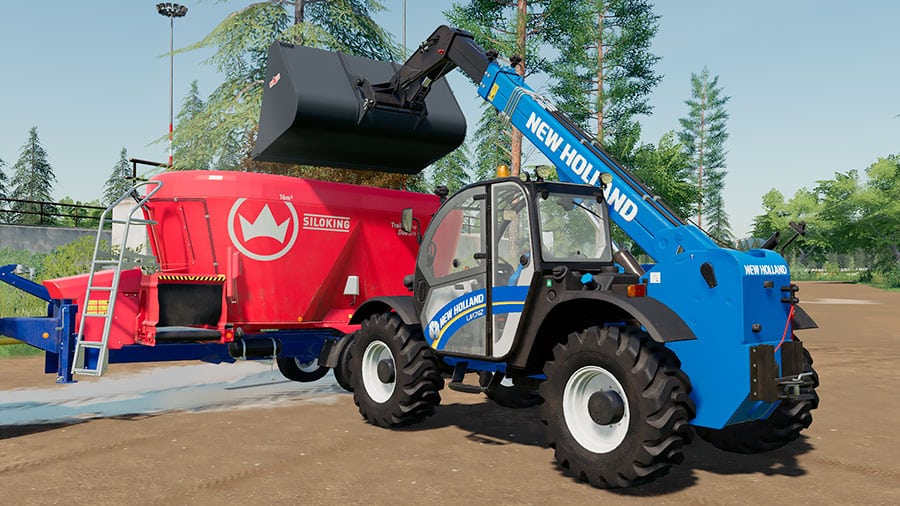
[367,26,719,260]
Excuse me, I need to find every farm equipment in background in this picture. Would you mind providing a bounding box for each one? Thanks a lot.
[254,26,820,488]
[1,170,439,388]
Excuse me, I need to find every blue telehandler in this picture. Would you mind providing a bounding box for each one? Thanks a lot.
[255,26,819,488]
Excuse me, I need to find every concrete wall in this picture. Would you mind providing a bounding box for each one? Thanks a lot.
[0,223,110,253]
[111,201,150,253]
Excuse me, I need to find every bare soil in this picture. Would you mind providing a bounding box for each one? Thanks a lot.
[1,282,898,505]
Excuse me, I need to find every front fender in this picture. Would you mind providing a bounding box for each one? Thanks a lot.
[349,296,420,327]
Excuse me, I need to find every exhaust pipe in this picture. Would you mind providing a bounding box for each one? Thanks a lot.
[228,338,282,360]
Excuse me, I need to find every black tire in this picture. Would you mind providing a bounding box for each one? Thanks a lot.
[276,356,330,382]
[540,325,695,488]
[333,333,355,392]
[695,345,819,454]
[349,312,444,428]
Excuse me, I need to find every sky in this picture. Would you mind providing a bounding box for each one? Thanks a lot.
[0,1,897,238]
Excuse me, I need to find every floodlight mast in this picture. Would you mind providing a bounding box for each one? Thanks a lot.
[156,3,188,167]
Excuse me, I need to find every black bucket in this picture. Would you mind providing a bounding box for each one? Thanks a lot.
[252,41,467,174]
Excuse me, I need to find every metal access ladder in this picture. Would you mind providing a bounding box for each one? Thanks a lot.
[71,180,164,376]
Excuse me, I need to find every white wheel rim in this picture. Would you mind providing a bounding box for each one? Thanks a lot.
[362,341,395,403]
[563,365,630,454]
[294,358,320,373]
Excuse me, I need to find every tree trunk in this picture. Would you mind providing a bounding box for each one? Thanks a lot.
[596,3,604,142]
[510,0,527,177]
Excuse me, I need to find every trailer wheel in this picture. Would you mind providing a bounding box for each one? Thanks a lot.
[333,333,355,392]
[276,357,330,382]
[349,312,443,427]
[540,325,695,488]
[695,345,819,454]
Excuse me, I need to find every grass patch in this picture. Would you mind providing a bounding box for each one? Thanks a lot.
[0,343,43,357]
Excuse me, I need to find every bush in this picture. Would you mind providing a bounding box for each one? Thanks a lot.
[876,268,900,289]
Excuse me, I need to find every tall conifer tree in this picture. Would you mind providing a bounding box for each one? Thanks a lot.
[10,127,56,225]
[678,67,730,230]
[172,80,213,170]
[103,147,133,206]
[447,0,569,178]
[546,0,661,156]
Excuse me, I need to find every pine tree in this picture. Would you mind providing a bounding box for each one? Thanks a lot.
[546,0,661,153]
[0,157,8,223]
[103,147,133,205]
[172,80,212,170]
[0,157,7,200]
[10,127,57,225]
[678,67,730,229]
[429,143,472,194]
[446,0,567,177]
[178,1,399,184]
[704,169,734,245]
[471,106,512,181]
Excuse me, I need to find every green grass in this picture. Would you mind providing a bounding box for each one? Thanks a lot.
[0,343,43,357]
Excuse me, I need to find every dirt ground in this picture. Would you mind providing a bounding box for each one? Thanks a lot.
[1,282,897,505]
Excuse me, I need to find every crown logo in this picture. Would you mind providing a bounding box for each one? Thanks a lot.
[239,204,290,243]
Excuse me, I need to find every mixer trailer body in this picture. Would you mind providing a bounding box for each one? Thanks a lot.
[1,171,438,385]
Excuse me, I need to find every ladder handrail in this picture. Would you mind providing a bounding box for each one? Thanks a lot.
[71,180,164,376]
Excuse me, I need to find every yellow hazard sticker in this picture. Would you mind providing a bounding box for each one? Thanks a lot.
[487,83,499,101]
[158,274,226,282]
[86,299,109,315]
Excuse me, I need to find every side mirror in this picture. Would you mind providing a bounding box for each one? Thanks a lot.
[401,208,423,244]
[401,208,414,233]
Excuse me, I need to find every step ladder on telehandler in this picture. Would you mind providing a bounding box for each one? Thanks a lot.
[71,181,163,376]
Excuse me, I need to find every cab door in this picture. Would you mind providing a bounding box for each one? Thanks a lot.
[417,186,489,356]
[490,181,534,357]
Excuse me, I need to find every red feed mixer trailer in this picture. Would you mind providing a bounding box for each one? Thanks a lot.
[0,23,468,383]
[0,172,440,386]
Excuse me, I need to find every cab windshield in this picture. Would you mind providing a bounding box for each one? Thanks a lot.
[537,192,613,262]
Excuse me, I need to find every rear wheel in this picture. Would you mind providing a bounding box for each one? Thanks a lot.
[695,345,819,454]
[349,313,443,427]
[276,356,329,382]
[540,326,695,488]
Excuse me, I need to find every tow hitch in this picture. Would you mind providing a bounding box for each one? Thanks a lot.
[750,341,814,402]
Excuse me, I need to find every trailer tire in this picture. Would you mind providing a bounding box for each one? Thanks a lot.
[333,333,355,392]
[350,312,443,428]
[276,357,330,382]
[695,345,819,454]
[540,325,695,488]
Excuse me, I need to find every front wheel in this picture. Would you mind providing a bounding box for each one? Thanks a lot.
[540,326,695,488]
[349,313,443,427]
[276,356,330,382]
[695,344,819,454]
